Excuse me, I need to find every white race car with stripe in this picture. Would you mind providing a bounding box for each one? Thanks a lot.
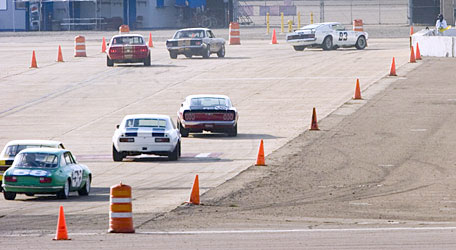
[112,114,181,161]
[286,22,368,51]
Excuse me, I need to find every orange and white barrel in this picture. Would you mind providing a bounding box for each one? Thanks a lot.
[119,24,130,34]
[74,36,87,57]
[109,182,134,233]
[229,22,241,45]
[353,19,363,32]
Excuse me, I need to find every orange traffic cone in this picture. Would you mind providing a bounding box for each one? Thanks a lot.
[57,46,64,62]
[389,57,397,76]
[415,43,422,60]
[410,26,414,35]
[53,206,70,240]
[354,78,362,100]
[255,139,266,166]
[102,37,106,53]
[271,29,278,44]
[148,32,154,48]
[310,107,319,130]
[189,175,200,205]
[30,50,37,68]
[410,46,416,63]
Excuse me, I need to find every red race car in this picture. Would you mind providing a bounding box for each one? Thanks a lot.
[177,95,238,137]
[107,34,150,66]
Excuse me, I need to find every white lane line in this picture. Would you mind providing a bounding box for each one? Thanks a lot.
[410,129,427,132]
[195,153,211,158]
[196,77,363,81]
[3,227,456,237]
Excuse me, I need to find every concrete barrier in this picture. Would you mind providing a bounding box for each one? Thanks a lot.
[412,29,456,57]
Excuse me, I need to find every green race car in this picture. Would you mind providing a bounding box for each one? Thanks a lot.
[2,148,92,200]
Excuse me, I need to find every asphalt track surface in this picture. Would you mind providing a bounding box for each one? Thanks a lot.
[3,28,455,248]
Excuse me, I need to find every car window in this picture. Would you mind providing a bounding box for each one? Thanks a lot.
[207,31,214,38]
[64,152,74,165]
[60,154,66,166]
[3,145,44,158]
[333,24,345,31]
[174,30,205,39]
[125,118,167,128]
[112,36,144,45]
[13,152,59,168]
[190,97,229,109]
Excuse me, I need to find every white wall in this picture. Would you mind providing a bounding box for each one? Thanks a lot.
[412,29,456,57]
[0,0,26,31]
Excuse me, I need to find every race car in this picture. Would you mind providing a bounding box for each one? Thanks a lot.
[177,95,238,137]
[0,140,65,191]
[112,114,181,161]
[2,148,92,200]
[166,28,225,59]
[107,34,150,66]
[286,22,368,51]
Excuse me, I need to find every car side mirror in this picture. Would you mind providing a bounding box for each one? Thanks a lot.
[116,124,119,129]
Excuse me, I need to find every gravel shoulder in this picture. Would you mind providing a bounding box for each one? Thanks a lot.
[142,57,456,231]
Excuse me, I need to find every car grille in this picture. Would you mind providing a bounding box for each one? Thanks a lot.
[287,34,315,40]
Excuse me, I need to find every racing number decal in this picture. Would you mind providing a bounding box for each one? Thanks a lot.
[339,32,348,41]
[12,169,49,176]
[71,166,83,188]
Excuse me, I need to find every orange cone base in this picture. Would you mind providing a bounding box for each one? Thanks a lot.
[109,218,135,233]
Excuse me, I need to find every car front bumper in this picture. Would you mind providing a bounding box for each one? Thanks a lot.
[287,38,318,46]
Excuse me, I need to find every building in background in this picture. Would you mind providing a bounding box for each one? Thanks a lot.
[0,0,234,31]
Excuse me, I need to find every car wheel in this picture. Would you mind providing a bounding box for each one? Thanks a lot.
[57,179,70,199]
[202,45,211,59]
[112,144,124,162]
[293,45,306,51]
[227,124,238,137]
[169,51,177,59]
[25,193,34,197]
[3,191,16,200]
[178,122,189,137]
[144,54,151,66]
[168,141,180,161]
[78,176,91,196]
[355,36,367,50]
[322,36,333,51]
[217,45,225,58]
[107,56,114,67]
[185,53,192,59]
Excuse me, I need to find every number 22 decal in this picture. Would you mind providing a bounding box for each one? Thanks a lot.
[339,32,348,41]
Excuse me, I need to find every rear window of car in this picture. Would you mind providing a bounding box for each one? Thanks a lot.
[2,145,54,158]
[125,118,167,128]
[190,97,228,109]
[174,30,206,39]
[112,36,144,45]
[13,152,59,168]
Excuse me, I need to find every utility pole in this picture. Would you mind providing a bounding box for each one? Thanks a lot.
[320,0,324,23]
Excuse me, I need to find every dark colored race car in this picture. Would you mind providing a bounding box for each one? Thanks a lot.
[166,28,225,59]
[107,34,150,66]
[177,95,238,137]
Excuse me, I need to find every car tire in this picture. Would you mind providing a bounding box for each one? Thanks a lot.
[112,144,124,162]
[202,45,211,59]
[57,179,70,199]
[107,56,114,67]
[78,176,91,196]
[144,54,151,66]
[185,53,192,59]
[178,122,189,137]
[227,124,238,137]
[3,191,16,200]
[322,36,333,51]
[25,193,34,197]
[168,141,180,161]
[217,45,225,58]
[355,36,367,50]
[169,51,177,59]
[293,45,306,51]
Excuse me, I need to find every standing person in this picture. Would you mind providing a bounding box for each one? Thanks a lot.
[436,14,448,35]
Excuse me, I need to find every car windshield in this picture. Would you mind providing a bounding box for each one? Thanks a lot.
[173,30,206,39]
[2,145,54,158]
[299,24,323,30]
[112,36,144,45]
[190,97,229,109]
[13,152,59,168]
[125,118,167,128]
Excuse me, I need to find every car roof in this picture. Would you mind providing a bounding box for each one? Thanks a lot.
[176,28,210,32]
[18,148,66,154]
[122,114,171,120]
[186,94,230,100]
[111,34,144,38]
[4,140,62,147]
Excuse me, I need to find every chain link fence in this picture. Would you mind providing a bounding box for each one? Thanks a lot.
[237,0,409,26]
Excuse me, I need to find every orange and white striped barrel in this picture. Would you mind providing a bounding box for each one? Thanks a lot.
[229,22,241,45]
[119,24,130,34]
[353,19,363,32]
[109,182,134,233]
[74,35,87,57]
